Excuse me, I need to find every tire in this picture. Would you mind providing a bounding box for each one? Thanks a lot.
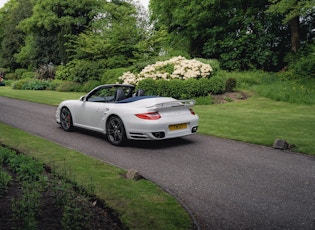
[106,116,127,146]
[60,107,73,131]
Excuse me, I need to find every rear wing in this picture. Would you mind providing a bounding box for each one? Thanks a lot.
[146,100,195,111]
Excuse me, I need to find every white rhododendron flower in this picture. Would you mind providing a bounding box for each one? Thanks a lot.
[119,56,213,85]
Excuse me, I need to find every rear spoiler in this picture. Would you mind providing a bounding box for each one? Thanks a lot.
[146,100,195,110]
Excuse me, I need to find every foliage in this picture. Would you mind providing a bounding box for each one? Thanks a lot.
[14,68,29,79]
[0,169,12,197]
[0,146,113,229]
[11,181,43,229]
[66,0,151,68]
[267,0,315,24]
[22,79,50,90]
[137,77,225,99]
[193,96,213,105]
[15,0,101,67]
[225,78,237,92]
[10,78,49,90]
[56,59,105,83]
[47,79,63,91]
[7,153,44,181]
[286,43,315,78]
[266,0,315,53]
[11,78,31,89]
[3,73,15,80]
[82,80,101,92]
[136,78,157,95]
[56,81,82,92]
[21,71,35,79]
[196,58,221,72]
[35,63,56,80]
[0,0,33,70]
[150,0,314,71]
[101,67,131,84]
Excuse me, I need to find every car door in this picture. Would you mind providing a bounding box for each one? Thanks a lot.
[76,86,116,131]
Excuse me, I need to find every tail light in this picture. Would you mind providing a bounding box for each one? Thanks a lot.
[190,109,196,115]
[135,112,161,120]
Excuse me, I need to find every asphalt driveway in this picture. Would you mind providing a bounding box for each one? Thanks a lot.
[0,96,314,229]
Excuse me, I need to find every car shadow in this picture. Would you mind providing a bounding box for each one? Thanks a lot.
[128,138,195,150]
[68,127,196,150]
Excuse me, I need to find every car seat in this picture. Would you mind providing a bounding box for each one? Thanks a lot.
[135,89,145,96]
[115,89,126,102]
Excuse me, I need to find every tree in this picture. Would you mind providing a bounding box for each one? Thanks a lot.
[56,0,154,82]
[0,0,33,70]
[267,0,315,52]
[16,0,100,68]
[150,0,289,71]
[68,0,154,63]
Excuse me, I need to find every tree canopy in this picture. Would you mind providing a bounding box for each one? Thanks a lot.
[0,0,314,76]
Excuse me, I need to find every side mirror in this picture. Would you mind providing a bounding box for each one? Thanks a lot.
[80,96,86,101]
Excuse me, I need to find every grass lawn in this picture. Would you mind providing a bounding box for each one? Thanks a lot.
[195,95,315,155]
[0,86,84,106]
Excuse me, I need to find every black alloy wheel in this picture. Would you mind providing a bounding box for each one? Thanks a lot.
[60,107,73,131]
[106,116,126,146]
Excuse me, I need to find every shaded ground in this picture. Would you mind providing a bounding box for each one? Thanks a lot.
[212,91,249,104]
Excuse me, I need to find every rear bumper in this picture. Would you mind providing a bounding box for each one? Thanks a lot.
[125,117,199,140]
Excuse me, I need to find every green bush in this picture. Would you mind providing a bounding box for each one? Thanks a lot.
[47,79,63,90]
[55,65,69,81]
[3,73,16,80]
[82,80,101,92]
[225,78,237,92]
[208,76,225,94]
[286,43,315,78]
[137,77,225,100]
[156,79,173,97]
[22,79,50,90]
[56,81,83,92]
[8,154,44,181]
[196,58,220,73]
[102,67,131,84]
[14,69,29,79]
[193,96,213,105]
[56,60,105,83]
[11,78,32,90]
[0,169,12,197]
[21,72,35,79]
[105,55,129,69]
[136,78,158,95]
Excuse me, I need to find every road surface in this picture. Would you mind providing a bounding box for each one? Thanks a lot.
[0,96,314,229]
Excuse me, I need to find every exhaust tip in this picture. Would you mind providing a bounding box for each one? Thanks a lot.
[152,132,165,138]
[192,126,198,133]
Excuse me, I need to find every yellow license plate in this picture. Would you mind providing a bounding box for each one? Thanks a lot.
[169,123,188,131]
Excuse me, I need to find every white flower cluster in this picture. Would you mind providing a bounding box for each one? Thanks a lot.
[119,56,213,85]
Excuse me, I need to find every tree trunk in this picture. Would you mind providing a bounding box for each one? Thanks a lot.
[289,16,300,53]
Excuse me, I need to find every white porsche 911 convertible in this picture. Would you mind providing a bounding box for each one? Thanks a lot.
[56,84,199,146]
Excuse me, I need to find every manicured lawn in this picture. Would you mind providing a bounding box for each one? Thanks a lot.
[0,86,83,106]
[195,96,315,155]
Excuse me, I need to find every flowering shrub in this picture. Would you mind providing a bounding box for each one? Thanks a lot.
[119,56,213,85]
